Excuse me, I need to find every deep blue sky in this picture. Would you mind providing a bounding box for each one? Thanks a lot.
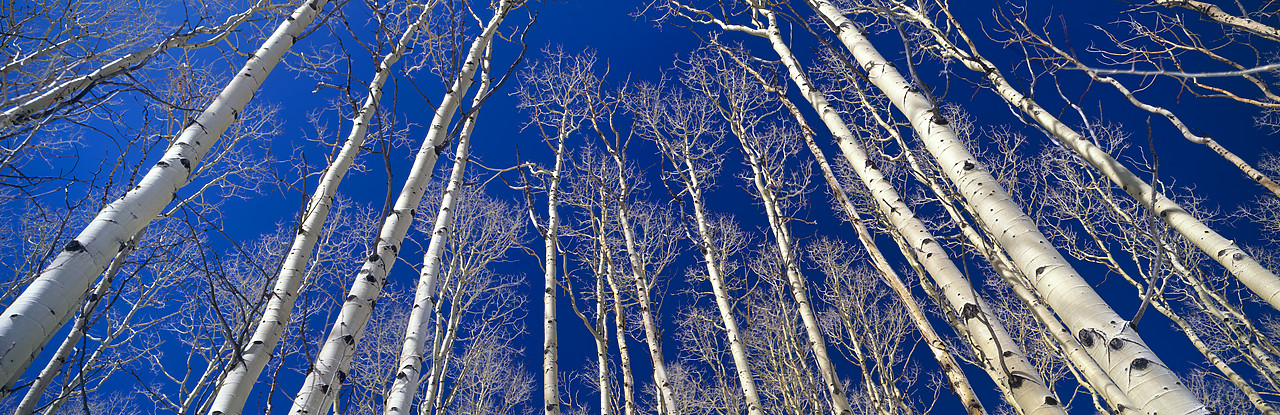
[12,0,1280,412]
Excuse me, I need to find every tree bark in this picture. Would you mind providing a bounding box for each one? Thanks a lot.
[0,0,330,396]
[207,4,437,414]
[287,2,512,412]
[804,1,1208,412]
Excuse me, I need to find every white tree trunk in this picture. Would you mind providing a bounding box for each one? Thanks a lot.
[1154,0,1280,41]
[287,2,512,412]
[610,183,680,415]
[778,96,987,414]
[680,160,766,415]
[605,242,637,415]
[804,1,1207,412]
[729,7,1062,414]
[382,39,489,415]
[896,3,1280,311]
[0,0,266,130]
[14,229,142,415]
[206,5,436,414]
[0,0,329,394]
[542,136,566,415]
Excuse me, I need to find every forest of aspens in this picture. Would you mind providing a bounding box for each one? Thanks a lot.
[2,0,1279,414]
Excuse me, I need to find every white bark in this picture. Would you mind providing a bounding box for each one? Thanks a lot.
[0,0,268,130]
[650,130,766,415]
[804,1,1207,412]
[382,40,489,415]
[14,229,142,415]
[287,2,512,412]
[902,5,1280,310]
[608,168,680,415]
[602,226,637,415]
[0,0,329,394]
[206,4,436,414]
[1154,0,1280,42]
[541,136,566,415]
[705,6,1062,414]
[781,96,986,414]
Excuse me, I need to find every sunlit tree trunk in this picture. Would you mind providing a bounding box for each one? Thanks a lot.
[0,0,264,131]
[541,136,566,415]
[803,1,1207,412]
[605,237,637,415]
[206,4,437,414]
[635,83,766,414]
[383,41,490,415]
[14,229,142,415]
[674,5,1063,413]
[718,48,985,413]
[287,2,513,412]
[1154,0,1280,42]
[891,1,1280,311]
[0,0,330,396]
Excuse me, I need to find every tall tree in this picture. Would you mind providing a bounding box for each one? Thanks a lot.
[0,0,332,396]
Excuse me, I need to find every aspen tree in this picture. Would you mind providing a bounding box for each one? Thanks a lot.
[0,0,270,132]
[586,86,682,415]
[1154,0,1280,42]
[515,48,598,415]
[12,228,141,415]
[605,245,639,415]
[287,1,515,412]
[0,0,331,396]
[655,4,1060,412]
[882,0,1280,310]
[718,45,986,414]
[382,40,491,415]
[817,56,1132,412]
[206,4,439,413]
[803,0,1207,411]
[630,77,766,415]
[661,54,858,414]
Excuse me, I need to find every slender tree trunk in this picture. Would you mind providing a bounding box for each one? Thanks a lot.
[725,117,855,415]
[894,2,1280,310]
[595,274,612,415]
[723,52,986,413]
[0,0,264,130]
[0,0,330,396]
[804,1,1207,412]
[206,5,436,414]
[720,7,1062,414]
[542,136,567,415]
[288,2,512,412]
[383,40,489,415]
[1154,0,1280,41]
[14,229,142,415]
[604,245,637,415]
[672,148,766,415]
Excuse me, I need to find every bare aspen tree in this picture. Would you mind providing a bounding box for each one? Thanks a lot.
[653,3,1060,413]
[206,4,439,413]
[877,0,1280,312]
[0,0,331,396]
[581,80,683,414]
[743,249,827,414]
[410,177,527,415]
[561,154,620,415]
[717,45,985,414]
[383,41,492,415]
[515,47,599,415]
[817,55,1131,413]
[0,1,272,135]
[630,66,766,414]
[802,0,1206,411]
[288,1,516,412]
